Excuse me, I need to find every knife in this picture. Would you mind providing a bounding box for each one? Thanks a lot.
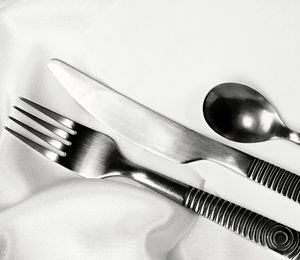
[48,59,300,203]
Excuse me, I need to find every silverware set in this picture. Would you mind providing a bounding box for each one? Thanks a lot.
[5,59,300,259]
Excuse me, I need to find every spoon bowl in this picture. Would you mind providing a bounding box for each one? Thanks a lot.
[203,82,300,144]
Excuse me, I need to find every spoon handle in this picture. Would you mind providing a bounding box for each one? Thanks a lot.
[184,187,300,259]
[285,130,300,145]
[247,158,300,203]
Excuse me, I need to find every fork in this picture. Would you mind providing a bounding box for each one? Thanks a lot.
[5,97,300,259]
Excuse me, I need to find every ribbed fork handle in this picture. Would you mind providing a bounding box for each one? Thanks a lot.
[247,158,300,203]
[184,187,300,259]
[120,161,300,258]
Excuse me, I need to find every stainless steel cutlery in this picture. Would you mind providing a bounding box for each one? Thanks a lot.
[48,59,300,204]
[203,82,300,145]
[5,98,300,259]
[4,59,299,257]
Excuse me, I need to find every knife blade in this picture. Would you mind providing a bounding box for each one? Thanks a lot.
[48,59,300,203]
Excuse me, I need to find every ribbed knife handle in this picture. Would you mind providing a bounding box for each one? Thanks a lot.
[184,187,300,259]
[247,158,300,202]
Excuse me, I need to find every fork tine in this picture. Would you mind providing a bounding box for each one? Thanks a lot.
[14,106,72,141]
[9,116,68,151]
[20,97,76,130]
[5,127,61,161]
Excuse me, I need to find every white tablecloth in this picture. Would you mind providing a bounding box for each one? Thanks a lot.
[1,0,300,259]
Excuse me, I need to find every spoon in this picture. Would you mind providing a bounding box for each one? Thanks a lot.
[203,82,300,144]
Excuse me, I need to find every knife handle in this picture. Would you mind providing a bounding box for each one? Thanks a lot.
[247,158,300,203]
[184,187,300,259]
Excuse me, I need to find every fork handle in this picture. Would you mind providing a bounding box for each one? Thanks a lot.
[124,164,300,259]
[247,158,300,203]
[184,187,300,259]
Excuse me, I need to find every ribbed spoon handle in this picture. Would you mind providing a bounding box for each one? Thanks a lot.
[184,187,300,259]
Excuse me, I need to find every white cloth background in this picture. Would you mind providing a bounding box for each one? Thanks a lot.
[1,0,300,259]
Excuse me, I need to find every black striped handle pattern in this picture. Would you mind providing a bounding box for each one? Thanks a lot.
[247,158,300,202]
[184,188,300,259]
